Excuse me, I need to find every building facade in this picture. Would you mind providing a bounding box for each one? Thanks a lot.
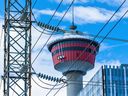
[78,64,128,96]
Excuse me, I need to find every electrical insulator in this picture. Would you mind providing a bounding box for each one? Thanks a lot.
[38,73,65,83]
[37,22,60,32]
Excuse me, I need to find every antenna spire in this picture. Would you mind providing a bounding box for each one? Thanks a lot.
[70,4,77,30]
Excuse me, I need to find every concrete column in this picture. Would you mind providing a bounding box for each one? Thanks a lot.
[66,71,83,96]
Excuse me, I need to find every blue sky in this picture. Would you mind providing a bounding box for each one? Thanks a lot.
[32,0,128,63]
[0,0,128,96]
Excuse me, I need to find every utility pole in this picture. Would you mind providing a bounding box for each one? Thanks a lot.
[3,0,32,96]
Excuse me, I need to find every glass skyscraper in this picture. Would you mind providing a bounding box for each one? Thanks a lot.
[78,64,128,96]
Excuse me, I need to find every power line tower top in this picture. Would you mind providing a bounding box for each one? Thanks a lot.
[3,0,32,96]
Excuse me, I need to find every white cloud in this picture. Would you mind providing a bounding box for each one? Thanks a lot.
[34,5,128,24]
[99,43,128,52]
[73,6,115,24]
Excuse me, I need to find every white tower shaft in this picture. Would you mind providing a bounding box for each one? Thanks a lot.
[66,72,83,96]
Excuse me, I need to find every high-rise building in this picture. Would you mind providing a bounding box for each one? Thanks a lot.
[78,64,128,96]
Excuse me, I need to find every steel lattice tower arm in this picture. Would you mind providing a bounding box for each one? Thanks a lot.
[3,0,32,96]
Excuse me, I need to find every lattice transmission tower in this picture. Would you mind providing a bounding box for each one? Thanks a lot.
[3,0,32,96]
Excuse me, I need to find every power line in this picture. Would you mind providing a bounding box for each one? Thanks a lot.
[32,0,38,9]
[80,83,128,89]
[30,0,127,94]
[74,0,128,43]
[31,67,65,86]
[31,70,128,90]
[33,21,128,42]
[37,77,65,86]
[53,82,128,96]
[53,10,128,96]
[34,21,128,43]
[46,0,127,95]
[44,1,76,96]
[30,0,64,88]
[31,77,67,90]
[32,65,128,89]
[46,2,78,96]
[83,33,128,43]
[31,0,75,66]
[31,0,64,50]
[67,80,128,86]
[53,81,128,96]
[32,0,56,35]
[32,0,74,89]
[67,0,127,81]
[32,24,58,35]
[32,77,128,95]
[30,0,64,66]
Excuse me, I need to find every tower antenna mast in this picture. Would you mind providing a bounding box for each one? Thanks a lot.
[70,4,77,30]
[3,0,32,95]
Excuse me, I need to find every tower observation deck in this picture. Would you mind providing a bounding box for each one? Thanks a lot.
[48,31,99,75]
[48,29,100,96]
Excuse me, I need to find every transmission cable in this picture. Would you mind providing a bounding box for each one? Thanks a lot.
[31,0,65,35]
[69,80,128,86]
[31,0,75,66]
[32,75,128,91]
[31,0,64,86]
[31,0,47,35]
[83,33,128,43]
[31,67,65,86]
[31,77,67,90]
[31,0,64,49]
[45,0,127,95]
[32,13,59,35]
[27,0,66,88]
[44,0,76,95]
[32,24,58,35]
[32,0,38,9]
[31,0,61,35]
[32,0,74,87]
[53,9,128,96]
[37,77,65,86]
